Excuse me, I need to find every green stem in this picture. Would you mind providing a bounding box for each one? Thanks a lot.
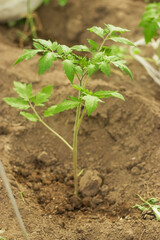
[77,106,86,129]
[73,103,81,195]
[29,102,73,151]
[137,194,151,208]
[27,0,37,39]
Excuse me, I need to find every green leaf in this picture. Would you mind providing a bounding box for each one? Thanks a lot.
[87,39,99,50]
[109,36,135,46]
[3,97,30,110]
[75,66,83,76]
[72,85,92,95]
[99,62,110,76]
[20,112,38,122]
[148,198,159,204]
[14,49,41,65]
[33,42,45,50]
[38,52,57,75]
[141,21,159,44]
[112,60,133,79]
[13,81,33,100]
[57,45,72,55]
[52,42,58,51]
[94,90,125,101]
[88,26,105,38]
[71,45,90,52]
[62,59,75,83]
[152,206,160,221]
[33,39,53,51]
[105,24,130,33]
[87,64,97,76]
[44,99,81,117]
[82,95,102,116]
[133,204,148,212]
[57,0,67,6]
[32,85,53,106]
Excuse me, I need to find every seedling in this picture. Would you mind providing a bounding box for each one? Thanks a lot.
[139,2,160,68]
[133,195,160,222]
[4,24,134,195]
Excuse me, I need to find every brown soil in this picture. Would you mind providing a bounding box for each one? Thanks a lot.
[0,0,160,239]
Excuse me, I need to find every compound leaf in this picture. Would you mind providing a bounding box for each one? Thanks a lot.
[3,97,30,110]
[62,59,75,83]
[38,52,57,75]
[20,112,38,122]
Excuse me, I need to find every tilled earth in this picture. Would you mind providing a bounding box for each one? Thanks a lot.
[0,0,160,239]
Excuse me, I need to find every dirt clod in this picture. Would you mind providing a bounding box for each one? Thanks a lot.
[79,170,102,197]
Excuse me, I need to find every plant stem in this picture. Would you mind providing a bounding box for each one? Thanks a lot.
[27,0,37,39]
[77,106,86,129]
[29,102,73,151]
[73,103,81,195]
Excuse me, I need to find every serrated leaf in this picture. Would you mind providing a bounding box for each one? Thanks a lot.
[20,112,38,122]
[44,99,81,117]
[32,85,53,106]
[87,39,99,50]
[33,42,45,50]
[87,64,97,76]
[57,45,72,55]
[100,62,110,76]
[106,24,130,33]
[14,49,41,65]
[38,52,57,75]
[110,36,135,46]
[71,45,90,52]
[3,97,30,110]
[33,39,53,51]
[62,59,75,83]
[112,60,133,79]
[82,95,102,116]
[13,81,33,100]
[88,26,105,38]
[94,90,125,101]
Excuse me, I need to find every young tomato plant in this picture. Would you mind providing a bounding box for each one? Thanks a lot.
[4,24,134,195]
[139,2,160,68]
[133,195,160,222]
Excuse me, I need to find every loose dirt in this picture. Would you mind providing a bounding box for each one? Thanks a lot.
[0,0,160,239]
